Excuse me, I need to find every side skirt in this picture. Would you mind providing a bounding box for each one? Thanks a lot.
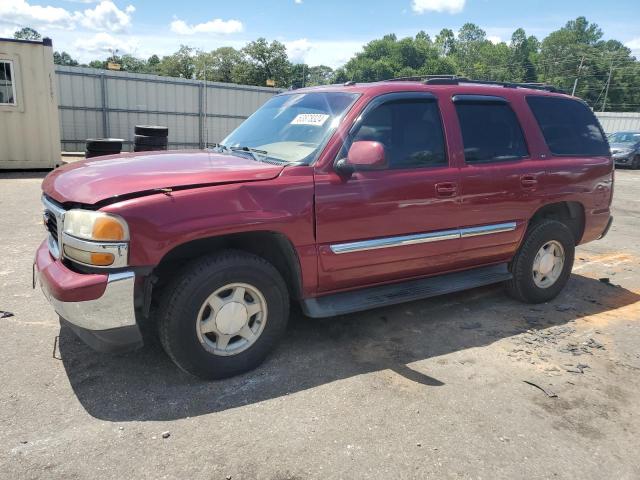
[301,263,512,318]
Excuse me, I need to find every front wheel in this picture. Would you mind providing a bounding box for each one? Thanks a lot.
[631,156,640,170]
[158,250,289,380]
[505,220,575,304]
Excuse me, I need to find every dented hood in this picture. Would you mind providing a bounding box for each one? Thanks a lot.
[42,150,285,205]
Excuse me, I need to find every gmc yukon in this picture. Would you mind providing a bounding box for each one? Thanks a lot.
[35,78,614,379]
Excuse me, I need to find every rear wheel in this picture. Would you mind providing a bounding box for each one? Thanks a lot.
[506,220,575,303]
[158,250,289,380]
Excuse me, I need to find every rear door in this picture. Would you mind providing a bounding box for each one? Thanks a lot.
[453,94,546,267]
[314,92,462,292]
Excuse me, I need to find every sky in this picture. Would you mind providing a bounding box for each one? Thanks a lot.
[1,0,639,68]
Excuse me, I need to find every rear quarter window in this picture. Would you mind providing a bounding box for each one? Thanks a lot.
[526,96,609,156]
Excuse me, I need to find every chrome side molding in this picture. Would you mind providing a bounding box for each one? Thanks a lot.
[330,221,517,254]
[460,222,517,238]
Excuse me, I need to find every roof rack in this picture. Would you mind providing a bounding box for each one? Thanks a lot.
[387,74,460,82]
[385,75,564,93]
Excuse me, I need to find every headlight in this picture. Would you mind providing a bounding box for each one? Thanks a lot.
[61,210,129,268]
[63,210,129,241]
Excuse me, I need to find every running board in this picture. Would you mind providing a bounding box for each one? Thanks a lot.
[301,264,512,318]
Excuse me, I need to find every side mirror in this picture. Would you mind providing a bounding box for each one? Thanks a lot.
[336,141,387,175]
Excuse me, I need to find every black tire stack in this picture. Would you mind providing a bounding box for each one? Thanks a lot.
[85,138,123,159]
[134,125,169,152]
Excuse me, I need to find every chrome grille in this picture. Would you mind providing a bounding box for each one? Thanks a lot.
[42,196,65,258]
[44,211,58,239]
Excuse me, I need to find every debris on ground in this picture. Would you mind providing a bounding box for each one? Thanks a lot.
[1,311,14,319]
[565,364,589,374]
[555,304,573,312]
[523,380,558,398]
[162,431,171,439]
[558,338,605,356]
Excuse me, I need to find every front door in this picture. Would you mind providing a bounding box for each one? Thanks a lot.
[314,92,462,292]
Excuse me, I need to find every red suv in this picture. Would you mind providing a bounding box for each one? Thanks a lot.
[35,78,614,379]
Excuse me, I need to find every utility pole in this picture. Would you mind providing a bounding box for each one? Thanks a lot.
[571,55,585,96]
[601,58,613,112]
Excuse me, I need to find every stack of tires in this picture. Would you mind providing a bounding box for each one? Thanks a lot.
[85,138,123,159]
[134,125,169,152]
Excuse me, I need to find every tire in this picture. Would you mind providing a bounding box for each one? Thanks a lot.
[134,125,168,137]
[158,250,290,380]
[505,219,575,304]
[85,149,118,159]
[85,138,123,152]
[134,134,168,147]
[632,156,640,170]
[133,145,166,152]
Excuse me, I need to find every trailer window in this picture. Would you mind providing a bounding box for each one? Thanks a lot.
[0,61,16,106]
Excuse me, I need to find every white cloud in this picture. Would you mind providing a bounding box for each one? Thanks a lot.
[626,37,640,57]
[411,0,465,14]
[170,18,243,35]
[487,35,501,45]
[0,0,134,32]
[0,0,78,30]
[286,38,312,63]
[284,39,364,68]
[294,0,303,4]
[74,31,137,55]
[80,1,134,32]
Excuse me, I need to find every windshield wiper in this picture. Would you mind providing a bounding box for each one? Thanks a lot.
[229,146,268,163]
[209,143,230,152]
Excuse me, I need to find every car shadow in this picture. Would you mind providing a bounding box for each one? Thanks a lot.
[0,170,51,179]
[58,273,640,422]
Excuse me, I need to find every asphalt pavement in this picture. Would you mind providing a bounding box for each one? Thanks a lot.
[1,168,639,479]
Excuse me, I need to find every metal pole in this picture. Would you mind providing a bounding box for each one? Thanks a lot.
[571,55,585,97]
[601,59,613,112]
[100,72,109,138]
[198,82,204,149]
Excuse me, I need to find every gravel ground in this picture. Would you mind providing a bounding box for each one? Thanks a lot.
[1,168,639,480]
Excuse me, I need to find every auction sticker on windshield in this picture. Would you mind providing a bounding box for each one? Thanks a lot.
[291,113,330,126]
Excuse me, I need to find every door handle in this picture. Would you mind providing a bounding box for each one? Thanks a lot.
[520,175,538,188]
[435,182,457,197]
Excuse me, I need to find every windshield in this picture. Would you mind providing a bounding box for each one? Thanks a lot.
[221,91,359,164]
[608,132,640,144]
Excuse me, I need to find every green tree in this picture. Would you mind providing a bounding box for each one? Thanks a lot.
[159,45,195,78]
[53,51,79,66]
[14,27,41,41]
[238,38,291,87]
[194,47,244,83]
[147,54,161,73]
[510,28,537,82]
[339,32,454,82]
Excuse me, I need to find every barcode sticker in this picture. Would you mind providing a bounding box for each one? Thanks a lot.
[290,113,330,126]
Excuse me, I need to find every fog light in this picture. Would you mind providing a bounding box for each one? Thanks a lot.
[64,245,115,266]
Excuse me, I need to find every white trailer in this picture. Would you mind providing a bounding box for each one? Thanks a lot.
[0,37,61,169]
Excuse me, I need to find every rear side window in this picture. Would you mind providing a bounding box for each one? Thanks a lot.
[526,96,609,156]
[455,101,528,164]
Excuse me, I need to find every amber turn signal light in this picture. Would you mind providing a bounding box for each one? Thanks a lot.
[92,217,126,241]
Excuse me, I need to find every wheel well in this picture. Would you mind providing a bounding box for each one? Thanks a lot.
[152,231,304,300]
[529,202,585,244]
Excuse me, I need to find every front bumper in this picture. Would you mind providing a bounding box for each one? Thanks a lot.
[613,154,632,166]
[34,240,142,352]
